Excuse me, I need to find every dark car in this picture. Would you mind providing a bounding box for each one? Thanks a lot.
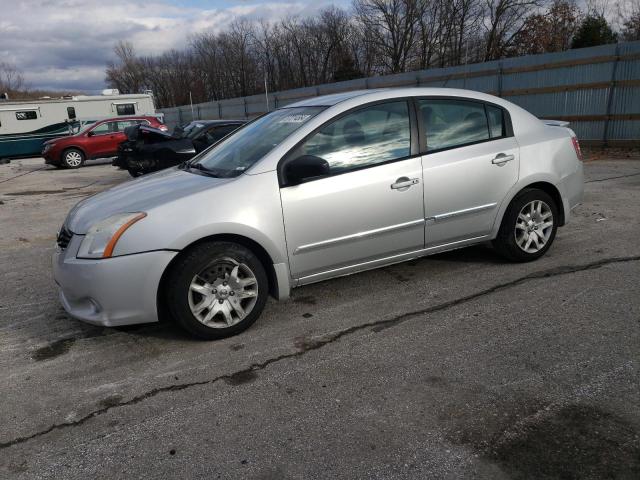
[114,120,245,176]
[42,116,166,168]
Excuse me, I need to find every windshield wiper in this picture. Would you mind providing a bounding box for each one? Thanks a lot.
[187,162,219,177]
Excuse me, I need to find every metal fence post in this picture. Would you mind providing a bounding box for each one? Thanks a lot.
[218,102,222,119]
[244,98,248,118]
[603,43,621,147]
[497,62,503,97]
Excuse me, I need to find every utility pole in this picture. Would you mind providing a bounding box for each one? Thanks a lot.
[264,68,270,112]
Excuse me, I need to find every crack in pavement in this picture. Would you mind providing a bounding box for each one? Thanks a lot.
[0,166,48,185]
[2,254,639,450]
[585,172,640,183]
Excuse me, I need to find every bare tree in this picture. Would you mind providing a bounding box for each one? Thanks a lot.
[483,0,542,61]
[512,0,580,55]
[354,0,421,73]
[0,62,26,95]
[617,0,640,40]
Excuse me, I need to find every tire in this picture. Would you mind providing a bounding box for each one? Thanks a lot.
[61,148,85,169]
[493,188,559,262]
[165,241,269,340]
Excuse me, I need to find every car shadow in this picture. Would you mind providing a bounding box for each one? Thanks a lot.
[428,243,509,265]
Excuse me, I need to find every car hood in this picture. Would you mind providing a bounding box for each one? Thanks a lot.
[65,167,232,233]
[44,132,80,146]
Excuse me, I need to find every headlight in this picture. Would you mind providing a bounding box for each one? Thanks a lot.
[77,212,146,259]
[43,144,51,153]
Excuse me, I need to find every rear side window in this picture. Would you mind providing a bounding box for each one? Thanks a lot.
[16,111,38,120]
[293,101,411,175]
[418,99,489,151]
[117,120,139,131]
[116,104,135,115]
[486,105,506,138]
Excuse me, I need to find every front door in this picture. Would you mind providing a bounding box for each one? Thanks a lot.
[89,121,121,158]
[280,100,425,282]
[416,98,519,247]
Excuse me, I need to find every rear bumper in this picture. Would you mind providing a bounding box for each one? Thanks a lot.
[53,235,177,327]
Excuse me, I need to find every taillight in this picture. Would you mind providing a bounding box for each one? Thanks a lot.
[571,136,583,161]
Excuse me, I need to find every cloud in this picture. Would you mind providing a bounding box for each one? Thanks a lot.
[0,0,342,92]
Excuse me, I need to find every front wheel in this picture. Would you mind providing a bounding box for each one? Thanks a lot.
[166,242,269,340]
[61,148,85,168]
[493,188,558,262]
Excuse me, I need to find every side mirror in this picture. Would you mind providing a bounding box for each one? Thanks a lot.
[285,155,330,186]
[87,131,95,137]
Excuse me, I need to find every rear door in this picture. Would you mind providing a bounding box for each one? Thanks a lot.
[417,98,519,247]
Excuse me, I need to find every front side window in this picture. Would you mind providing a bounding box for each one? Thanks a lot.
[419,99,490,151]
[91,121,116,135]
[116,103,135,115]
[193,107,324,177]
[291,101,411,175]
[16,111,38,120]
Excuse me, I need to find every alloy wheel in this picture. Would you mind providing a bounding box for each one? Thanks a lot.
[514,200,554,253]
[188,258,259,328]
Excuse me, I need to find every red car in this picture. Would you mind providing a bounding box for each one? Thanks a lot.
[43,116,166,168]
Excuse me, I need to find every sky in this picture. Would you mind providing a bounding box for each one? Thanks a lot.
[0,0,345,93]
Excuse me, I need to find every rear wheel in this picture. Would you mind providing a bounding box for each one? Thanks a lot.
[166,241,269,340]
[493,188,558,262]
[61,148,84,169]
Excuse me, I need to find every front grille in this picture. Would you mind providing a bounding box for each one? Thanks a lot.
[56,225,73,249]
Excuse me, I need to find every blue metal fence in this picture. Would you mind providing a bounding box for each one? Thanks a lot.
[160,41,640,146]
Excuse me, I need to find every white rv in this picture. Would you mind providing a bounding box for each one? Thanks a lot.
[0,91,157,159]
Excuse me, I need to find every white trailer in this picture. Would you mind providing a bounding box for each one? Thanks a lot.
[0,92,157,159]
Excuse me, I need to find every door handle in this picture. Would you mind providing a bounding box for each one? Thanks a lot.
[391,177,420,190]
[492,153,515,166]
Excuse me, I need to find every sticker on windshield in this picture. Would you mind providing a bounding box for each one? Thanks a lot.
[277,114,312,124]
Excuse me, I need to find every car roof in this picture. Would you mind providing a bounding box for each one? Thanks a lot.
[284,87,519,109]
[94,115,161,123]
[187,120,245,126]
[286,90,377,107]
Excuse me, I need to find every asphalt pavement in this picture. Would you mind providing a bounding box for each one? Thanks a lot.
[0,157,639,479]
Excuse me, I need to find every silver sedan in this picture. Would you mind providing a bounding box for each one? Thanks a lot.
[53,88,584,339]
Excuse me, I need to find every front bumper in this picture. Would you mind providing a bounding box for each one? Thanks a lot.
[53,234,177,327]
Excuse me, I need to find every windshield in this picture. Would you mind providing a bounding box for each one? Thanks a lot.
[69,120,97,135]
[181,122,208,139]
[191,106,325,177]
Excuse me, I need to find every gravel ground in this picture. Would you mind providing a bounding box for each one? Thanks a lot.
[1,156,639,479]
